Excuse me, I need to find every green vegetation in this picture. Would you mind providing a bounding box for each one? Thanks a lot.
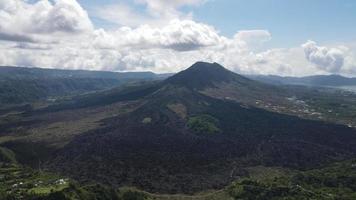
[0,78,121,104]
[34,185,154,200]
[0,66,169,105]
[0,163,69,199]
[227,160,356,200]
[0,147,17,163]
[187,115,220,134]
[142,117,152,124]
[299,88,356,127]
[0,162,154,200]
[2,160,356,199]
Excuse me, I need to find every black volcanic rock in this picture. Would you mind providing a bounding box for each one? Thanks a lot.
[47,62,356,194]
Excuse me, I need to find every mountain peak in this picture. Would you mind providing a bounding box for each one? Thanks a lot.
[189,61,225,70]
[165,62,244,89]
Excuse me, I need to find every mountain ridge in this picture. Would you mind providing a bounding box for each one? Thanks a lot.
[0,65,172,80]
[248,74,356,87]
[0,66,172,104]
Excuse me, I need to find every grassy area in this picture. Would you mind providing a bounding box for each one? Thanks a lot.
[245,166,295,181]
[295,87,356,127]
[227,160,356,200]
[187,114,220,134]
[0,147,17,163]
[28,183,69,195]
[0,163,70,199]
[1,160,356,199]
[151,190,231,200]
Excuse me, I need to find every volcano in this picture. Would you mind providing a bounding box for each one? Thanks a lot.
[49,62,356,194]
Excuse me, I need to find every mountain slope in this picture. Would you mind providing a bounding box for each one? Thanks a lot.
[0,66,168,80]
[165,62,251,89]
[45,62,356,194]
[248,74,356,87]
[0,78,121,104]
[165,62,291,114]
[0,66,171,104]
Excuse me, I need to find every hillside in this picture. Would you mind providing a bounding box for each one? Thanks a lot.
[0,66,171,104]
[31,62,356,194]
[248,74,356,87]
[1,62,356,195]
[0,66,168,80]
[2,159,356,200]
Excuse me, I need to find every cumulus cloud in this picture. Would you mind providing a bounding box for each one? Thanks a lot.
[146,19,222,51]
[31,0,93,33]
[0,0,93,42]
[302,40,345,73]
[0,0,355,76]
[0,32,35,43]
[92,20,222,51]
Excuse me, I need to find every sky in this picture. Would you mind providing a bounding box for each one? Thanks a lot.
[1,0,356,76]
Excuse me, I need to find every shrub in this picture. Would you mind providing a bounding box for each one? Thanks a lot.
[187,114,220,134]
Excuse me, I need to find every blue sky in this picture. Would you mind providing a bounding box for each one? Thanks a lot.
[193,0,356,47]
[79,0,356,48]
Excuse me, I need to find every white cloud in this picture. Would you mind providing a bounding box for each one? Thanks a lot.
[94,3,153,27]
[150,19,222,51]
[302,40,345,73]
[92,20,222,51]
[234,30,271,45]
[0,0,93,42]
[94,0,205,27]
[31,0,93,34]
[0,0,355,77]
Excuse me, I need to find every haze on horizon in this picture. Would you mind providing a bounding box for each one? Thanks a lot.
[1,0,356,77]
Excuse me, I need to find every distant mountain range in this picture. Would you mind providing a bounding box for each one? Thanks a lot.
[247,74,356,87]
[2,65,355,105]
[0,66,173,80]
[0,66,172,104]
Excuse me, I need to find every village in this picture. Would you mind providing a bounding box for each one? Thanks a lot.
[0,162,69,199]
